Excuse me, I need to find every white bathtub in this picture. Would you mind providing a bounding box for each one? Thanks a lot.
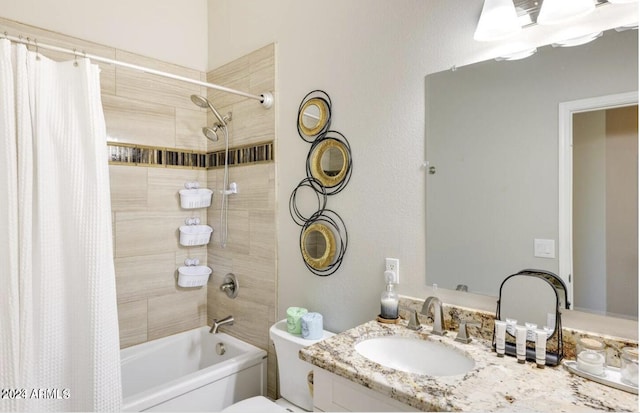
[121,326,267,412]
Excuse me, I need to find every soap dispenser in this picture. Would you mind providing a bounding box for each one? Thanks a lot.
[380,270,399,319]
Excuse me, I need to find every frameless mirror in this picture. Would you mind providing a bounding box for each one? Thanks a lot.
[301,222,336,270]
[425,28,638,320]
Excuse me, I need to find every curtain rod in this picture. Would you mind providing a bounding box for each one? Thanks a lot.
[1,33,274,109]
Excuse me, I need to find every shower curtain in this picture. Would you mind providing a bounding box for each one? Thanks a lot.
[0,39,122,411]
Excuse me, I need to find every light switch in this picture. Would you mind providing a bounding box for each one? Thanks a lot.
[534,239,555,259]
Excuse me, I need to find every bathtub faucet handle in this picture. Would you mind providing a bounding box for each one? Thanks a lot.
[209,315,234,334]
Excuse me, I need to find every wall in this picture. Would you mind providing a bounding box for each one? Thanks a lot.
[0,0,208,70]
[207,0,640,334]
[0,16,211,348]
[205,44,277,398]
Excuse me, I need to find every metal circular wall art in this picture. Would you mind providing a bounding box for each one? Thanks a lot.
[306,131,352,195]
[291,90,351,277]
[297,90,332,143]
[299,210,348,277]
[289,177,327,227]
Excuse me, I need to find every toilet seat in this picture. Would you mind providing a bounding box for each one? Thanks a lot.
[219,396,288,413]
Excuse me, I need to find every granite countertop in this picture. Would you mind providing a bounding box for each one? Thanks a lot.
[299,320,639,412]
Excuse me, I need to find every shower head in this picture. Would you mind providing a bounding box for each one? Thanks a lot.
[190,94,227,127]
[202,126,219,142]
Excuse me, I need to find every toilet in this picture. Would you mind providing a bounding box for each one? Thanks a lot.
[220,319,334,412]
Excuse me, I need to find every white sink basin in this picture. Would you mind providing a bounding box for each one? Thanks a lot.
[354,336,475,376]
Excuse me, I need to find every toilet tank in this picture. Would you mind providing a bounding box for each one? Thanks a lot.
[269,319,334,411]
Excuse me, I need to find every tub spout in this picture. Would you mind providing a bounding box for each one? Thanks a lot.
[209,315,234,334]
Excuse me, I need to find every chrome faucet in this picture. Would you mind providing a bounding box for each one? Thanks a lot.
[420,297,445,336]
[209,315,234,334]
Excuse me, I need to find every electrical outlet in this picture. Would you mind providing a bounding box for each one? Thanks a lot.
[385,258,400,284]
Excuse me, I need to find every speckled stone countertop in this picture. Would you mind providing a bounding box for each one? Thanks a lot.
[299,320,639,412]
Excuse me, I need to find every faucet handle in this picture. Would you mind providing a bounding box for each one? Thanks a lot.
[406,310,421,331]
[455,321,481,344]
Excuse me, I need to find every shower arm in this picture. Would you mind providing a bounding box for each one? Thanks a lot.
[2,33,274,109]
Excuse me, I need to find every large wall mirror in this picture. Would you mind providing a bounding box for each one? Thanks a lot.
[425,28,638,320]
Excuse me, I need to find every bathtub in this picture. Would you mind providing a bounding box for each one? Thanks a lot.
[121,326,267,412]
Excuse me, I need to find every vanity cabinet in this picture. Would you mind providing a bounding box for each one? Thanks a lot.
[313,368,419,412]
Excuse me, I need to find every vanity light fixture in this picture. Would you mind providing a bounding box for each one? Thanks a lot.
[537,0,596,25]
[551,30,603,47]
[474,0,522,41]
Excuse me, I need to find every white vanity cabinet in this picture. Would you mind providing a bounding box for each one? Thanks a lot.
[312,368,419,412]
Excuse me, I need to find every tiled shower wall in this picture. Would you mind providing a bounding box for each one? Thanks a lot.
[0,17,210,348]
[205,44,278,398]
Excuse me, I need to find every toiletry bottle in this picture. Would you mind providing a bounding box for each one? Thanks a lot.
[515,325,527,364]
[380,271,399,319]
[534,329,547,368]
[494,320,507,357]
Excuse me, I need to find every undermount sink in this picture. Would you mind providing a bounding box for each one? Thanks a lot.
[354,336,475,376]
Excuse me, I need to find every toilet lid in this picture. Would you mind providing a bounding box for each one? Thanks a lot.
[220,396,288,413]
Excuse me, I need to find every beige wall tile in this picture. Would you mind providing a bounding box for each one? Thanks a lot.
[231,255,276,308]
[176,249,208,268]
[114,210,205,258]
[249,210,276,259]
[115,50,202,111]
[147,167,208,212]
[267,345,278,399]
[226,163,275,211]
[206,55,250,105]
[205,44,277,384]
[215,210,250,255]
[249,44,275,95]
[230,99,275,146]
[117,300,147,348]
[176,108,207,151]
[148,289,207,340]
[109,165,148,211]
[115,253,177,304]
[210,296,270,350]
[103,94,175,147]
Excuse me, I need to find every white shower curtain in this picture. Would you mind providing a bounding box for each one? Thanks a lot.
[0,39,122,411]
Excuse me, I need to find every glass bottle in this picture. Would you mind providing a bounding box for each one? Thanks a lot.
[380,283,399,319]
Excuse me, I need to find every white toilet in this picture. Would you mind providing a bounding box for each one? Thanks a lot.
[220,319,334,412]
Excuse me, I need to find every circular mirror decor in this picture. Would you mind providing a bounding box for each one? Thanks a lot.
[306,132,352,195]
[301,222,336,270]
[297,90,332,142]
[299,209,348,276]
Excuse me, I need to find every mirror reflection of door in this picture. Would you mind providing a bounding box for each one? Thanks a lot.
[572,105,638,319]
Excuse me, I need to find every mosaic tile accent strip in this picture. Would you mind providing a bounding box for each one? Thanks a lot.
[107,141,273,169]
